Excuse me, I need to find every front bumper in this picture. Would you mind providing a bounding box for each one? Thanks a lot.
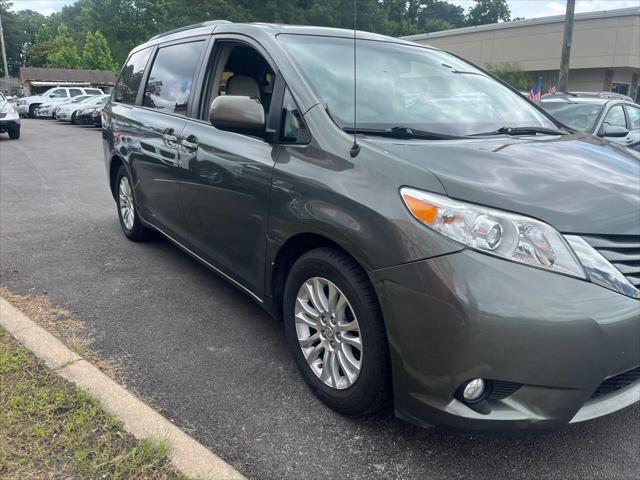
[371,249,640,430]
[57,110,73,121]
[76,112,101,126]
[0,111,20,131]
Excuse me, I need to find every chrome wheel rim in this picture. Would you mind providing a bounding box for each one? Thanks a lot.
[118,176,135,230]
[295,277,362,389]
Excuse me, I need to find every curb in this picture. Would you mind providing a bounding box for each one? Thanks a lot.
[0,296,246,480]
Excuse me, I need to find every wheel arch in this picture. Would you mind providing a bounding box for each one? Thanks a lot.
[109,155,125,199]
[268,232,375,317]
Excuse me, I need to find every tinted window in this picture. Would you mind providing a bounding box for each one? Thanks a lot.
[281,87,310,143]
[603,105,626,128]
[50,89,68,98]
[626,106,640,130]
[85,89,102,95]
[113,48,152,105]
[143,41,204,115]
[69,88,83,97]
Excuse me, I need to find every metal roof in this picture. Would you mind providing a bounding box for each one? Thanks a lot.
[402,6,640,42]
[19,67,117,85]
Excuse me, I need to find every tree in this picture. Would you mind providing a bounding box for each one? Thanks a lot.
[82,30,117,71]
[48,24,81,68]
[486,62,534,91]
[466,0,511,26]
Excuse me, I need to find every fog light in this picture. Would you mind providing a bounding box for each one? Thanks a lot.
[462,378,485,401]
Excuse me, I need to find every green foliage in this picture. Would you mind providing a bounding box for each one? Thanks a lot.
[466,0,511,26]
[82,30,118,71]
[48,24,81,68]
[486,62,535,91]
[1,0,518,75]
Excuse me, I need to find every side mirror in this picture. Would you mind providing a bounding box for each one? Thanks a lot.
[598,124,629,138]
[210,96,265,132]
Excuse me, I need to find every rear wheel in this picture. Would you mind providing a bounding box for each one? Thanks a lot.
[283,247,391,417]
[8,126,20,139]
[115,166,152,242]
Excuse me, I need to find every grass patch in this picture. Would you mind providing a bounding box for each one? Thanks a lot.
[0,287,119,378]
[0,327,188,479]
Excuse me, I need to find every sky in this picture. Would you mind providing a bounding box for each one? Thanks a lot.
[8,0,640,18]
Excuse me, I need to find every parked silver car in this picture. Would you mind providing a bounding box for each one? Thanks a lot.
[36,95,94,119]
[57,95,109,124]
[540,92,640,150]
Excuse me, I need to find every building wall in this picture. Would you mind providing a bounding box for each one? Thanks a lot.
[410,12,639,71]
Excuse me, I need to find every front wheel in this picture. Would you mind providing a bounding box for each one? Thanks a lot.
[8,126,20,139]
[115,166,152,242]
[283,247,391,417]
[70,112,77,124]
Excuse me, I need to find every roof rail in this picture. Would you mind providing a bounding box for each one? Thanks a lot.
[149,20,232,41]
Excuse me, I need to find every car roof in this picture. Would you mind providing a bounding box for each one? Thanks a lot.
[137,20,425,51]
[539,96,633,107]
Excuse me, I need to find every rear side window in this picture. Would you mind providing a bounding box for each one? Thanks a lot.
[69,88,83,97]
[113,47,152,105]
[143,41,205,115]
[85,89,102,95]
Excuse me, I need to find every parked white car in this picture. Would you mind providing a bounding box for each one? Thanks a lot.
[0,91,20,139]
[36,95,94,119]
[17,86,103,118]
[57,94,109,124]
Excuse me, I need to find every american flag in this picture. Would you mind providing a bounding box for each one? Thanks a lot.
[548,84,558,94]
[528,78,542,102]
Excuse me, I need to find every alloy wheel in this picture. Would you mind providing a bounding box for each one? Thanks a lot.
[119,176,135,230]
[294,277,363,389]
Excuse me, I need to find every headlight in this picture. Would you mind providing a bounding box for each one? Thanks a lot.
[0,104,16,114]
[400,188,586,278]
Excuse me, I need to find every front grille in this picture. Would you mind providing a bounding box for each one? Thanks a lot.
[591,366,640,399]
[582,235,640,288]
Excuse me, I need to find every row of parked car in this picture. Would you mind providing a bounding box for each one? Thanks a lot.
[16,86,110,127]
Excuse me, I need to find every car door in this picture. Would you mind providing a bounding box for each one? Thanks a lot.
[176,37,280,296]
[623,104,640,150]
[125,38,208,236]
[48,88,69,104]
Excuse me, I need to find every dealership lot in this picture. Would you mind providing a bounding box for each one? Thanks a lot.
[1,119,639,479]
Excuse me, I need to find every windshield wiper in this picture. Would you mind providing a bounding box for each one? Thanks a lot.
[343,126,463,140]
[470,126,569,137]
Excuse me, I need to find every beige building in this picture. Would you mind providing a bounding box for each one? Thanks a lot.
[403,7,640,102]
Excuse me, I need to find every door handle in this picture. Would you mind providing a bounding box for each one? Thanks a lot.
[181,137,199,152]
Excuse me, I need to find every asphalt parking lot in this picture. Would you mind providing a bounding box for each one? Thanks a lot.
[1,119,639,480]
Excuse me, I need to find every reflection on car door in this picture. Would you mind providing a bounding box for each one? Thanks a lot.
[177,39,278,296]
[130,40,206,236]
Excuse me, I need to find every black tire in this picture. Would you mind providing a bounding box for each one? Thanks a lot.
[28,104,39,118]
[8,126,20,139]
[70,112,77,124]
[283,247,391,417]
[115,166,152,242]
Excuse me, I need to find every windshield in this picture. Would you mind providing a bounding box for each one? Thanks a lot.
[279,35,555,136]
[539,102,603,132]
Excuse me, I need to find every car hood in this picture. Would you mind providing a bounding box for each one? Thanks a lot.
[364,133,640,235]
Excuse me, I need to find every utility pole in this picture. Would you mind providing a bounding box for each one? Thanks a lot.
[0,14,9,82]
[558,0,575,92]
